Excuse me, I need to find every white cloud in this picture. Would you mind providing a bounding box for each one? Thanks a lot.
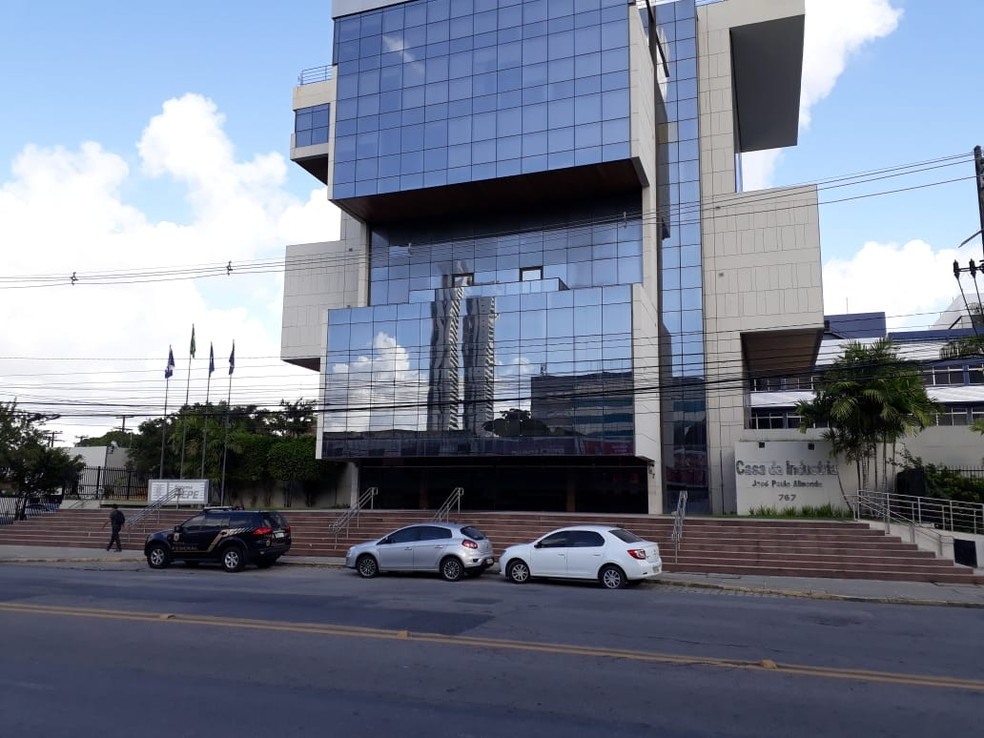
[325,332,427,432]
[823,239,963,330]
[0,94,342,442]
[742,0,903,190]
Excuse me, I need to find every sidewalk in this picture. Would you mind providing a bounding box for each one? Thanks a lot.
[2,545,982,608]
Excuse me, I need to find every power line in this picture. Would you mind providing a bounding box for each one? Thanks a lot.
[0,151,976,290]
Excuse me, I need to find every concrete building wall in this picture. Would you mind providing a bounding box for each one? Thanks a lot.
[632,284,663,512]
[702,185,823,512]
[281,212,369,371]
[696,0,820,513]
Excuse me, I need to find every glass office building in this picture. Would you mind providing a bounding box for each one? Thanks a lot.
[283,0,817,514]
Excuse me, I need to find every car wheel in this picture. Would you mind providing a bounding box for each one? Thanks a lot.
[356,554,379,579]
[599,564,627,589]
[506,559,531,584]
[220,545,246,573]
[440,556,464,582]
[146,544,171,569]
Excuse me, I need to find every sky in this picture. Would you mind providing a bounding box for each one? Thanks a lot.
[0,0,982,445]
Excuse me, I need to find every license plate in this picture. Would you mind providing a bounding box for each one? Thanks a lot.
[274,531,286,539]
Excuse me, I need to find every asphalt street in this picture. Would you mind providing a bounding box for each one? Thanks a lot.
[1,563,982,737]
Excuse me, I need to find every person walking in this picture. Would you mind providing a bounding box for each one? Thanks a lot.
[102,504,126,552]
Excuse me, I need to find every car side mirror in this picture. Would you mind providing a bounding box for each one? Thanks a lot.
[174,525,183,533]
[534,542,543,549]
[380,536,391,545]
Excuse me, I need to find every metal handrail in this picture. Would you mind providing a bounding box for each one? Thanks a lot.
[298,65,333,85]
[856,489,983,535]
[432,487,464,523]
[851,489,978,557]
[124,488,182,542]
[331,487,378,542]
[670,491,688,563]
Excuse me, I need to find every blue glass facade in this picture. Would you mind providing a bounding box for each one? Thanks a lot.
[324,200,641,457]
[294,103,331,147]
[287,0,724,512]
[331,0,633,198]
[653,0,709,512]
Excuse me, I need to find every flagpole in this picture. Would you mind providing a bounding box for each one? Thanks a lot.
[201,342,214,480]
[178,325,196,479]
[159,346,175,479]
[159,380,170,478]
[220,341,235,506]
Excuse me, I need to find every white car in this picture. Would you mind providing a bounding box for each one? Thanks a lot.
[500,525,662,589]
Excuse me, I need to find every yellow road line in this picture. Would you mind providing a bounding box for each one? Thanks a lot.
[2,601,981,692]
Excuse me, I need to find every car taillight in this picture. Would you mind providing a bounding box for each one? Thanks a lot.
[462,539,478,549]
[627,548,647,560]
[253,527,273,536]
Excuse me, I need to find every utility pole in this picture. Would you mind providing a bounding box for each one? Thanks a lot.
[975,145,984,257]
[116,415,133,447]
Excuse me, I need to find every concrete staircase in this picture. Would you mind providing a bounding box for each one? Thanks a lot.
[1,507,981,584]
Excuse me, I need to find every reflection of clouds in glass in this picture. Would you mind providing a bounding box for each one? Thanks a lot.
[324,332,426,432]
[493,356,534,415]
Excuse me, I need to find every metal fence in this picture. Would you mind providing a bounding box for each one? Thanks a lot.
[297,65,333,85]
[68,467,148,501]
[857,489,984,537]
[0,494,62,524]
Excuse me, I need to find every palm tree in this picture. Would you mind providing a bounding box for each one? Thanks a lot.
[796,339,937,497]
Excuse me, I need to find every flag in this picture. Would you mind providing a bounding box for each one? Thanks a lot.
[208,343,215,376]
[165,347,175,379]
[229,341,235,375]
[189,325,196,358]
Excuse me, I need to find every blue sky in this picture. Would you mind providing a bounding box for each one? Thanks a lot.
[0,0,981,440]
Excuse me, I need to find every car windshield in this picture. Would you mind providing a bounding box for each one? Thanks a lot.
[460,526,487,541]
[608,528,644,543]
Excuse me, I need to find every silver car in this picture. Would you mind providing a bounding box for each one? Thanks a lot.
[345,523,495,581]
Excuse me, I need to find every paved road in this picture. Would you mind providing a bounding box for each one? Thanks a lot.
[1,563,981,737]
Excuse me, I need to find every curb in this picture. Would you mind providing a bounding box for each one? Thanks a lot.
[4,556,982,608]
[652,578,984,609]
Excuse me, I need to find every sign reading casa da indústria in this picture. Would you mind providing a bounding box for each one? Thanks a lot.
[734,440,843,514]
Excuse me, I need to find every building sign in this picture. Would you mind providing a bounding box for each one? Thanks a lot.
[734,440,844,514]
[149,479,208,506]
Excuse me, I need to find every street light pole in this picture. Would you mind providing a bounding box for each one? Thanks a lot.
[974,145,984,257]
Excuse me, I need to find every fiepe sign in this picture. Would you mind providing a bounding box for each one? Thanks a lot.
[734,440,843,514]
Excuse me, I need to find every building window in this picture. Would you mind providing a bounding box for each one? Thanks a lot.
[968,365,984,385]
[936,407,970,426]
[520,266,542,282]
[295,104,330,147]
[924,366,965,386]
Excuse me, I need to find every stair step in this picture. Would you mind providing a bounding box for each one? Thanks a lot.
[2,509,974,585]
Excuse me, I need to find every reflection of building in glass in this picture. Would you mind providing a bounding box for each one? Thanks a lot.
[530,372,633,442]
[462,296,496,435]
[426,281,463,432]
[282,0,822,515]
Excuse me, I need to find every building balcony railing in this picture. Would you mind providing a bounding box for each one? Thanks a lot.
[298,65,333,86]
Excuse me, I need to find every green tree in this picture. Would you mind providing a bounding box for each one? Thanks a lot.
[260,399,316,438]
[267,436,322,507]
[796,340,937,494]
[0,401,83,495]
[483,408,550,437]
